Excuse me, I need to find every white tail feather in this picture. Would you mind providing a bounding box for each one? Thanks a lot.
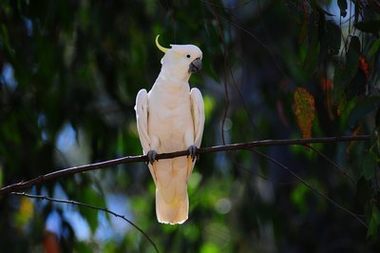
[156,188,189,225]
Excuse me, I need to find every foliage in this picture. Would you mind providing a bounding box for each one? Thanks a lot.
[0,0,380,252]
[293,87,315,138]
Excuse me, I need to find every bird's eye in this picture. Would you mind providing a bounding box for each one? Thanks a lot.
[186,54,191,58]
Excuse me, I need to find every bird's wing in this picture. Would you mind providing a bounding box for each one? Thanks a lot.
[190,88,205,148]
[135,89,150,154]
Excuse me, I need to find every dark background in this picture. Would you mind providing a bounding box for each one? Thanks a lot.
[0,0,380,252]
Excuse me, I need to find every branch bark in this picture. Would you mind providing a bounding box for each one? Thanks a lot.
[0,135,371,195]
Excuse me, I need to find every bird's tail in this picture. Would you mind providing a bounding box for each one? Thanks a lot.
[156,188,189,225]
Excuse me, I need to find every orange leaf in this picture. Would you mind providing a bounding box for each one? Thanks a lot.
[359,55,369,80]
[293,87,315,138]
[43,231,60,253]
[320,78,333,91]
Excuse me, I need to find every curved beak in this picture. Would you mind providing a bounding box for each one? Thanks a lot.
[189,57,202,73]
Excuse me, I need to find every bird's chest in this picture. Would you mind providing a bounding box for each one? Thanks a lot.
[148,93,192,136]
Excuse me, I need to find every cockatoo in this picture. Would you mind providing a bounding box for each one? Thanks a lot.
[135,35,205,225]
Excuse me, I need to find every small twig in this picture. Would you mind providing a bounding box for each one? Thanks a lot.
[252,149,368,228]
[11,192,159,253]
[0,135,371,195]
[304,144,355,184]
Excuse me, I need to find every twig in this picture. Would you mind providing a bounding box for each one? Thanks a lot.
[252,149,368,228]
[304,144,355,184]
[11,192,159,253]
[0,135,371,195]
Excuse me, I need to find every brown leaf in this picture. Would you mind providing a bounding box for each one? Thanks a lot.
[43,231,60,253]
[320,78,333,91]
[358,55,369,80]
[293,87,316,138]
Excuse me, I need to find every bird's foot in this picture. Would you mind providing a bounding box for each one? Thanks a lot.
[147,150,158,165]
[187,145,199,162]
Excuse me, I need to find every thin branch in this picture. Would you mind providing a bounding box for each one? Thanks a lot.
[252,149,368,228]
[11,192,159,253]
[304,144,356,184]
[0,135,371,195]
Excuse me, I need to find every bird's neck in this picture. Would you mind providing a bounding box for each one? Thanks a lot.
[153,72,190,94]
[159,65,190,83]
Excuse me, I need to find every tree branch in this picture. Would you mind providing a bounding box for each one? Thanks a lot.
[0,135,371,195]
[251,149,368,229]
[11,192,159,253]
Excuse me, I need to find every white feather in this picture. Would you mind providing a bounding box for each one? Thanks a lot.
[135,43,204,224]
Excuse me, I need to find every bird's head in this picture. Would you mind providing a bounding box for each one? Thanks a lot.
[155,35,202,81]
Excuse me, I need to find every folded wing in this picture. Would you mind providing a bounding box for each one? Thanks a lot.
[135,89,150,154]
[190,88,205,148]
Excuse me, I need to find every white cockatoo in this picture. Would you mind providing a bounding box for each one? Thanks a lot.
[135,35,205,225]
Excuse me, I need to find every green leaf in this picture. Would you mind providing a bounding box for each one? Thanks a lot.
[200,242,220,253]
[77,188,104,233]
[348,97,380,127]
[0,24,13,56]
[291,183,309,213]
[368,206,380,239]
[360,152,377,180]
[203,95,216,123]
[355,20,380,34]
[368,39,380,57]
[74,242,93,253]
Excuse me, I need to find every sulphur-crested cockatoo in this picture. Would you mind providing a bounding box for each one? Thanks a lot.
[135,35,204,225]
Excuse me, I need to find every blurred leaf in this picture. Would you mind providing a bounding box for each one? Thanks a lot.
[188,171,202,194]
[43,231,60,253]
[348,97,380,127]
[203,95,216,123]
[368,39,380,57]
[360,151,377,180]
[346,36,361,76]
[200,242,220,253]
[358,56,370,80]
[183,223,201,242]
[293,87,316,138]
[15,197,34,228]
[104,240,118,253]
[77,188,104,233]
[320,78,333,91]
[338,97,357,130]
[354,177,372,207]
[342,36,362,98]
[338,0,347,17]
[355,20,380,34]
[368,206,380,239]
[0,24,13,56]
[322,20,341,55]
[302,42,320,75]
[74,241,93,253]
[291,183,309,213]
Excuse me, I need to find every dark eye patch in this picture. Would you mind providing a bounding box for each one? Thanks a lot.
[186,54,191,58]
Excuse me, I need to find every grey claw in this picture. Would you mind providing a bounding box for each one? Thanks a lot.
[147,150,158,165]
[187,145,198,162]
